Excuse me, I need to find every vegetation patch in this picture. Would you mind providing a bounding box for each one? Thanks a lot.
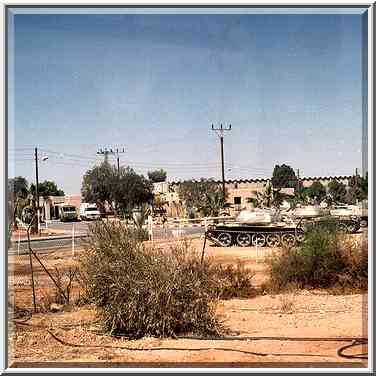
[80,221,255,338]
[266,220,367,292]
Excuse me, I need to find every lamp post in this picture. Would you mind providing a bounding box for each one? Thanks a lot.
[34,147,48,234]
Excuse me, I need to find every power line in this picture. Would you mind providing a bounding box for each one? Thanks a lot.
[96,147,126,173]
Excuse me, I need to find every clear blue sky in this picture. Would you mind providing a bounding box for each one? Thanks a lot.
[8,8,368,194]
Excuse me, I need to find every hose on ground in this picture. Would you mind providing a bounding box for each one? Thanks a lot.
[336,339,368,360]
[13,319,367,359]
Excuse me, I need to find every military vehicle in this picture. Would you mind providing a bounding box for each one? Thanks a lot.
[205,207,360,248]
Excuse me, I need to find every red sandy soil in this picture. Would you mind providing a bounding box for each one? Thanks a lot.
[8,237,368,369]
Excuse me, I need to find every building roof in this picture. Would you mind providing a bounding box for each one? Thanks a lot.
[169,175,352,185]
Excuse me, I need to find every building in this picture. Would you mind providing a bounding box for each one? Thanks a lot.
[153,175,352,218]
[42,194,82,220]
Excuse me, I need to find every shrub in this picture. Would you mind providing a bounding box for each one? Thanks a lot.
[212,262,255,299]
[80,221,230,338]
[267,221,367,291]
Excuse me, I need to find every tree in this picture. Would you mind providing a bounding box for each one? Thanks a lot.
[250,182,283,209]
[148,169,167,183]
[81,163,152,217]
[327,180,347,204]
[81,163,114,214]
[178,178,227,217]
[306,181,327,204]
[152,193,167,215]
[360,172,368,197]
[346,174,368,204]
[287,186,310,209]
[115,167,153,217]
[9,176,29,199]
[271,164,298,189]
[8,177,29,230]
[30,180,65,198]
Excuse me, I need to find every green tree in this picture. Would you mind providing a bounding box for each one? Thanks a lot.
[81,163,153,217]
[30,180,65,198]
[8,176,30,230]
[271,164,298,189]
[328,180,347,204]
[360,172,368,197]
[147,169,167,183]
[307,181,327,203]
[178,178,227,217]
[81,163,114,214]
[346,174,368,204]
[250,182,283,209]
[288,186,310,209]
[115,167,153,217]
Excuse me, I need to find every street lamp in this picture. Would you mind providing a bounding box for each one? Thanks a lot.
[34,147,48,234]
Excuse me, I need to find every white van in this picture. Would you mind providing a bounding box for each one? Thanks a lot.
[80,203,101,221]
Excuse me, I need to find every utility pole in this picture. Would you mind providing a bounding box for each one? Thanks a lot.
[96,148,111,164]
[34,147,40,234]
[211,123,231,197]
[97,148,125,172]
[296,168,300,192]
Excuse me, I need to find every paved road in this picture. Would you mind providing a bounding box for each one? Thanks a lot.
[44,219,89,234]
[9,226,204,255]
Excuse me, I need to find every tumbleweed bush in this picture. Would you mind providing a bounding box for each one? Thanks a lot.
[80,221,233,338]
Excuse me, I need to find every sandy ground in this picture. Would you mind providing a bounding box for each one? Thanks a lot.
[8,237,368,368]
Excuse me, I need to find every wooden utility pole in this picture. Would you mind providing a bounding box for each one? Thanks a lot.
[211,123,231,197]
[34,147,40,234]
[97,147,125,173]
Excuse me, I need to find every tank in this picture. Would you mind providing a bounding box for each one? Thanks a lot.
[206,207,304,248]
[330,204,368,228]
[205,206,360,248]
[293,205,329,218]
[236,208,280,225]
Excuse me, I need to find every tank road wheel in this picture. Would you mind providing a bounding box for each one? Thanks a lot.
[236,233,251,247]
[346,221,359,234]
[266,233,281,247]
[360,219,368,228]
[252,233,266,247]
[337,222,348,233]
[217,232,232,247]
[296,232,305,243]
[281,233,296,247]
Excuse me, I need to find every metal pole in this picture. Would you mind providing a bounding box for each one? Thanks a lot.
[35,147,40,234]
[117,149,120,175]
[220,135,225,198]
[27,219,37,313]
[200,233,207,264]
[17,231,20,256]
[72,224,75,256]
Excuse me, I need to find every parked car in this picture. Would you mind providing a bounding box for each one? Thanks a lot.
[59,205,78,222]
[80,203,101,221]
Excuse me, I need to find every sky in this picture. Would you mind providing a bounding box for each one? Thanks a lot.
[8,8,368,195]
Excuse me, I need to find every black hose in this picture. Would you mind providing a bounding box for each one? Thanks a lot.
[176,335,367,343]
[336,339,368,360]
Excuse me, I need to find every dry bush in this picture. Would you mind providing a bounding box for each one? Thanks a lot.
[279,294,296,313]
[38,264,80,312]
[211,262,255,299]
[266,221,368,292]
[80,221,254,338]
[80,222,223,338]
[332,236,368,293]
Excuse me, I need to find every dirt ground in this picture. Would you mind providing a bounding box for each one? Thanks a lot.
[8,236,368,368]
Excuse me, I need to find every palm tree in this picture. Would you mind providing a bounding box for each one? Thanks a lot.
[202,190,226,217]
[250,182,283,209]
